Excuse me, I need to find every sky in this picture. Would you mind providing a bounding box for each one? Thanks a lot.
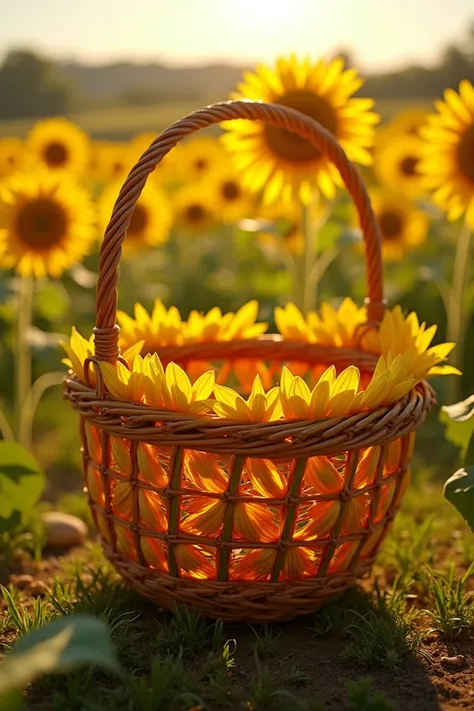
[1,0,473,71]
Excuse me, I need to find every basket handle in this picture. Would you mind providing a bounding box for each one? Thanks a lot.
[94,100,385,362]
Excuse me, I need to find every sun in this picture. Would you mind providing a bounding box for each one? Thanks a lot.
[231,0,304,29]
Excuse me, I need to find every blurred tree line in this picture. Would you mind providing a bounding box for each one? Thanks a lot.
[0,21,474,120]
[363,23,474,99]
[0,50,73,119]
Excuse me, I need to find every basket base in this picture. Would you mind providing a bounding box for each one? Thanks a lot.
[102,542,375,622]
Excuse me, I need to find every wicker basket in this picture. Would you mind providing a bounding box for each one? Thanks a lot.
[64,100,435,622]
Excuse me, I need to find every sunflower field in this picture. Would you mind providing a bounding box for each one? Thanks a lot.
[1,55,474,710]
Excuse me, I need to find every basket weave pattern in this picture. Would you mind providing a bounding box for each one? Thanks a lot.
[64,100,436,621]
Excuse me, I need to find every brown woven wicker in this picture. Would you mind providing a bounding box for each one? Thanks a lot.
[64,100,436,622]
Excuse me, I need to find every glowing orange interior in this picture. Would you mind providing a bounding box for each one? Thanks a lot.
[83,418,414,583]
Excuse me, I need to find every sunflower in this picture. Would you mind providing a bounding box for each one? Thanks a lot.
[419,80,474,228]
[222,55,379,203]
[208,168,253,224]
[368,191,428,261]
[179,137,226,181]
[118,300,185,352]
[130,132,179,185]
[389,108,429,137]
[0,137,25,177]
[173,185,216,234]
[374,134,425,197]
[26,118,90,176]
[0,171,96,278]
[99,181,172,255]
[89,141,132,183]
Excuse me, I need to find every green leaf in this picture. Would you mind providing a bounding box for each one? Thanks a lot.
[0,689,24,711]
[440,395,474,463]
[35,282,70,322]
[0,442,45,527]
[465,431,474,468]
[0,615,119,697]
[0,511,21,533]
[444,466,474,533]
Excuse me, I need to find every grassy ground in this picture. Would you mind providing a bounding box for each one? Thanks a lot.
[1,470,473,711]
[0,98,433,141]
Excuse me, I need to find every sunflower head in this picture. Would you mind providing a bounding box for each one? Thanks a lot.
[26,118,90,176]
[208,167,253,224]
[99,181,172,256]
[0,137,25,177]
[130,132,179,186]
[222,55,379,204]
[374,134,425,198]
[179,137,226,180]
[89,141,132,183]
[173,185,216,234]
[364,191,428,261]
[390,108,429,137]
[0,171,96,278]
[419,80,474,227]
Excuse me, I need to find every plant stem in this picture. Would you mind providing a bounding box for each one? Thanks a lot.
[301,200,315,313]
[15,277,34,447]
[447,220,472,402]
[19,372,64,451]
[0,406,14,441]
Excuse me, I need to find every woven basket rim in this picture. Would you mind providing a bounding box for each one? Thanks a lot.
[63,377,434,459]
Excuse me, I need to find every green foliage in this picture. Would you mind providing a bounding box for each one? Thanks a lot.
[421,563,474,639]
[249,653,299,710]
[0,442,45,532]
[1,585,51,640]
[201,640,237,706]
[311,589,373,638]
[49,563,135,619]
[35,282,71,323]
[282,666,310,687]
[442,395,474,530]
[346,678,394,711]
[440,395,474,463]
[249,623,281,657]
[0,512,45,565]
[155,604,218,658]
[444,466,474,532]
[0,615,119,708]
[378,513,436,578]
[126,653,203,711]
[343,610,421,671]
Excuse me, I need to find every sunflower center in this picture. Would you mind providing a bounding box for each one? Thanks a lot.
[400,156,418,177]
[458,124,474,185]
[16,198,68,248]
[378,211,404,241]
[44,141,68,167]
[195,158,208,172]
[112,161,125,176]
[185,204,206,223]
[221,180,241,201]
[264,90,337,164]
[128,205,148,235]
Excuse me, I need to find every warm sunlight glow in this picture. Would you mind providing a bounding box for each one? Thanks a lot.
[230,0,305,30]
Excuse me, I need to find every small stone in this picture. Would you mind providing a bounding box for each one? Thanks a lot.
[10,574,34,590]
[28,580,48,597]
[440,655,467,669]
[41,512,87,550]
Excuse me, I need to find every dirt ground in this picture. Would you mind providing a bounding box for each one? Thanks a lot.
[2,546,474,711]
